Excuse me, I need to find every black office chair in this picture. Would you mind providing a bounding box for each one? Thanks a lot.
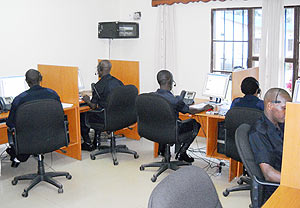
[235,124,279,208]
[8,99,72,197]
[148,166,222,208]
[223,107,263,197]
[86,85,139,165]
[136,93,191,182]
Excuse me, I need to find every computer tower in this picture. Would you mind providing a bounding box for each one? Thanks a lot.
[98,22,139,39]
[217,121,226,155]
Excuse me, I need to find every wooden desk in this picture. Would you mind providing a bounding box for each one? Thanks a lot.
[153,101,242,182]
[0,106,81,160]
[263,186,300,207]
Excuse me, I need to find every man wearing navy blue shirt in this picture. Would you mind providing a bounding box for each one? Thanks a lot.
[154,70,211,163]
[80,60,124,151]
[231,77,264,111]
[249,88,291,203]
[6,69,61,167]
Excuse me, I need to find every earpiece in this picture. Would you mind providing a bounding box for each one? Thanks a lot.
[272,89,282,104]
[38,71,43,81]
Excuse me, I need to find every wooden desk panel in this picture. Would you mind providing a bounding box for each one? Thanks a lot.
[263,186,300,208]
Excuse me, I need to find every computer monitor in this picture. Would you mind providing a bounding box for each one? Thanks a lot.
[78,70,85,91]
[0,76,28,98]
[202,73,230,103]
[292,80,300,103]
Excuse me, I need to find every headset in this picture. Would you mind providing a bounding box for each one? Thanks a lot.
[38,71,43,81]
[253,78,261,95]
[271,89,282,104]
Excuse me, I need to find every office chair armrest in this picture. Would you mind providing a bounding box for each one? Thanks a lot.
[251,175,280,208]
[87,109,104,114]
[85,108,105,129]
[7,127,16,146]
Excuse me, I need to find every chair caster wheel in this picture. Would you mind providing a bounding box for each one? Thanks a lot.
[113,160,119,166]
[134,154,139,159]
[22,191,28,197]
[140,166,145,171]
[66,174,72,180]
[237,179,243,185]
[223,190,229,197]
[58,188,63,193]
[151,176,157,182]
[90,155,96,160]
[12,180,18,185]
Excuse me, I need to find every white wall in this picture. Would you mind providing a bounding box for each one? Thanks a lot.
[0,0,120,89]
[1,0,299,95]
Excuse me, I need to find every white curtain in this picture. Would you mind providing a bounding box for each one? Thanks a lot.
[259,0,285,95]
[155,5,178,91]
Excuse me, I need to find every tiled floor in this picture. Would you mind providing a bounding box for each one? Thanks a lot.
[0,136,250,208]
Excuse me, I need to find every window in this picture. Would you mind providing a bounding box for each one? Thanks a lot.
[211,6,300,93]
[211,8,261,73]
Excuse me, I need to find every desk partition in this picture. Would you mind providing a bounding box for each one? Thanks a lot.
[38,64,81,160]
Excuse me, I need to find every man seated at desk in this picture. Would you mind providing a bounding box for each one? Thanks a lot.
[80,60,123,151]
[154,70,211,163]
[231,77,264,111]
[249,88,291,203]
[6,69,61,168]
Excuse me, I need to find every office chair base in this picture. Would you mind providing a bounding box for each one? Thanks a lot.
[90,143,139,165]
[12,156,72,197]
[140,159,191,182]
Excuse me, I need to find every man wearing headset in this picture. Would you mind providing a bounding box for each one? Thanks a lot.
[80,60,123,151]
[154,70,212,163]
[249,88,291,203]
[6,69,61,167]
[230,76,264,111]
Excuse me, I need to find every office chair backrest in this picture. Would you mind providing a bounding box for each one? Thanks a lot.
[148,166,222,208]
[104,85,138,131]
[14,99,68,155]
[136,93,177,144]
[224,107,263,162]
[235,124,264,180]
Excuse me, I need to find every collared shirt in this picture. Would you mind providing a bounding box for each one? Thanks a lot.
[249,114,284,172]
[231,95,264,111]
[6,85,60,128]
[155,89,189,118]
[91,74,124,108]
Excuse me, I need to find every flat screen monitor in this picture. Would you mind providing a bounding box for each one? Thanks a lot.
[0,76,28,98]
[78,70,85,91]
[202,73,230,102]
[292,80,300,103]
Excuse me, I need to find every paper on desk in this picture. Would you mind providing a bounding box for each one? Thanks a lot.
[62,103,73,109]
[189,103,208,110]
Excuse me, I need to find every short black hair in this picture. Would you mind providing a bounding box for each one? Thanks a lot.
[157,70,172,85]
[25,69,42,86]
[241,77,259,95]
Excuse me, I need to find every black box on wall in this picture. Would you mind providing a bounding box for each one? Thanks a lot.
[98,22,139,39]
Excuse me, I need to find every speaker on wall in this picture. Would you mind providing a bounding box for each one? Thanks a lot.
[98,22,139,39]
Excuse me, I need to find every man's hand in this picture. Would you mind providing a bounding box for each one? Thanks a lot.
[82,95,97,109]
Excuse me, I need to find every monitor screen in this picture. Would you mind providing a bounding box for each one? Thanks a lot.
[78,70,85,91]
[0,76,28,98]
[292,80,300,103]
[202,73,230,100]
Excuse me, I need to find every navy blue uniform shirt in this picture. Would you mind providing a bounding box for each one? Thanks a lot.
[155,89,189,119]
[231,94,264,111]
[91,74,124,108]
[6,85,60,128]
[249,114,284,172]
